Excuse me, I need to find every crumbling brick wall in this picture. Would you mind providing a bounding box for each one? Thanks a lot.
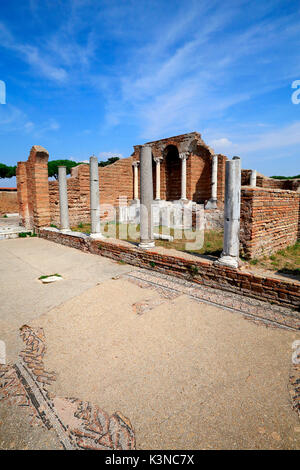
[49,157,136,227]
[240,187,300,259]
[16,146,50,229]
[0,189,18,215]
[241,169,300,192]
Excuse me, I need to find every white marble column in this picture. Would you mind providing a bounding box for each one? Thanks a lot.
[179,152,189,201]
[154,157,162,200]
[139,145,155,249]
[58,166,70,232]
[89,155,104,239]
[132,161,139,201]
[216,156,241,269]
[250,169,257,187]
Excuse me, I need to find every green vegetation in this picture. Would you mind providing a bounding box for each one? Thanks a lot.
[38,273,62,280]
[18,232,34,238]
[250,242,300,277]
[271,175,300,180]
[98,157,120,167]
[48,160,79,179]
[0,163,16,178]
[71,221,224,257]
[0,156,120,181]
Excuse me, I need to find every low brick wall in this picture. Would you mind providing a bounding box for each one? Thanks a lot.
[241,187,300,259]
[0,189,18,215]
[39,228,300,311]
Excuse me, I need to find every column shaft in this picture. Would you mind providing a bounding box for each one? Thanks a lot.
[179,153,188,200]
[211,155,218,200]
[132,162,139,200]
[216,157,241,268]
[250,169,257,187]
[139,145,154,249]
[58,166,70,232]
[89,156,103,238]
[154,158,161,200]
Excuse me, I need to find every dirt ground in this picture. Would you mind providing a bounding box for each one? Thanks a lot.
[0,238,300,450]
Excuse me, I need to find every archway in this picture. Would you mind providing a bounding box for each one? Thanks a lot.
[164,145,181,201]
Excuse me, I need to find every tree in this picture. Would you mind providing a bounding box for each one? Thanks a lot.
[48,160,79,179]
[98,156,120,167]
[0,163,16,178]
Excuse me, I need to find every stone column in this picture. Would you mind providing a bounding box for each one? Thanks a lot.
[179,152,189,201]
[132,161,139,201]
[89,156,103,239]
[250,169,257,187]
[216,156,241,269]
[58,166,70,232]
[154,157,162,200]
[139,145,155,249]
[205,155,218,209]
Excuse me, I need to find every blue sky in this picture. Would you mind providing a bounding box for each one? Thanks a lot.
[0,0,300,187]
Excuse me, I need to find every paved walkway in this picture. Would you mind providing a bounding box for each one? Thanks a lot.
[0,238,299,449]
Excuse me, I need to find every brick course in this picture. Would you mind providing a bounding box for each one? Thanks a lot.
[0,190,18,215]
[240,187,300,259]
[39,228,300,311]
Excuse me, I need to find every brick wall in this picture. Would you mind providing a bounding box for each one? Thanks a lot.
[16,146,50,229]
[49,157,136,226]
[39,228,300,312]
[0,189,18,215]
[242,169,300,192]
[240,187,300,259]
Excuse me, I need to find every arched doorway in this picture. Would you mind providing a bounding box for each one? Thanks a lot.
[164,145,181,201]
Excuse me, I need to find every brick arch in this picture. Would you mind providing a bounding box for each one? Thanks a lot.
[164,144,181,201]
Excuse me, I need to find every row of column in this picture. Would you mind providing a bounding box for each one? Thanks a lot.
[133,152,189,202]
[58,148,251,268]
[134,155,257,204]
[58,156,103,239]
[138,146,243,267]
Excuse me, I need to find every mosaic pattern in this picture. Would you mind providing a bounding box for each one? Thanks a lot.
[290,354,300,420]
[123,268,300,331]
[0,326,135,450]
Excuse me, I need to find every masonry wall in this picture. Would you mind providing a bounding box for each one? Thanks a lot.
[16,146,51,229]
[240,187,300,259]
[49,157,135,226]
[241,169,300,192]
[0,189,18,215]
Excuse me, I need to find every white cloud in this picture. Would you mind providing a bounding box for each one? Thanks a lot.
[210,137,233,149]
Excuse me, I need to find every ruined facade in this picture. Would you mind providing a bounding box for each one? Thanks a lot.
[15,132,300,259]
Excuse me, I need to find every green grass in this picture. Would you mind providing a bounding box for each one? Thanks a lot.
[38,273,62,280]
[71,221,224,257]
[251,241,300,277]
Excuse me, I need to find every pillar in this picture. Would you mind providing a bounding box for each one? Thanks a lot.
[179,152,188,201]
[16,161,30,229]
[205,155,218,209]
[216,156,241,269]
[154,157,162,200]
[250,169,257,187]
[139,145,155,249]
[89,155,104,239]
[132,161,139,201]
[58,166,70,232]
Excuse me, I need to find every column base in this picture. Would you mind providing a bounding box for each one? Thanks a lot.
[215,255,239,269]
[138,240,155,250]
[89,232,105,239]
[205,198,218,210]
